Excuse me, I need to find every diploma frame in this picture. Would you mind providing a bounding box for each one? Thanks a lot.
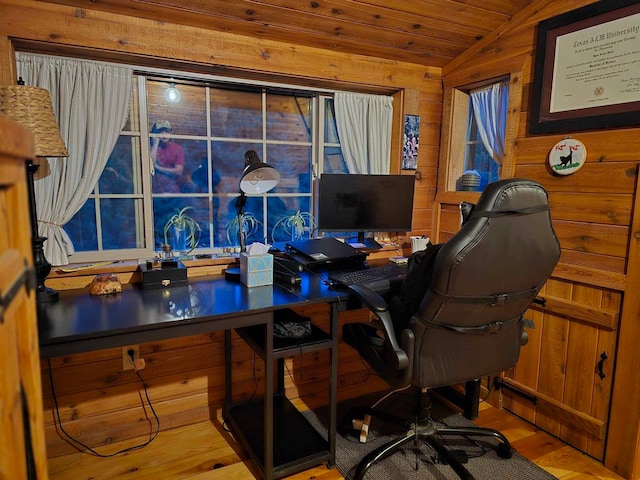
[529,0,640,134]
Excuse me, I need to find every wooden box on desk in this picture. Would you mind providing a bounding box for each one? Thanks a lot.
[139,261,187,288]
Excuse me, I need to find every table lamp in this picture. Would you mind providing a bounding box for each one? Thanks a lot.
[0,80,69,303]
[225,150,280,281]
[236,150,280,251]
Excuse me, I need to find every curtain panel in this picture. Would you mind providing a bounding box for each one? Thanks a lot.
[470,80,509,166]
[333,92,393,175]
[17,53,132,265]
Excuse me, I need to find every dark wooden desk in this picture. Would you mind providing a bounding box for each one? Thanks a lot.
[37,272,347,480]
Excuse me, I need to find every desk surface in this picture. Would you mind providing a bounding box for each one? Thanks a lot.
[38,271,346,357]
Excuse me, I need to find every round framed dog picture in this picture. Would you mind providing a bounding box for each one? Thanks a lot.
[548,138,587,176]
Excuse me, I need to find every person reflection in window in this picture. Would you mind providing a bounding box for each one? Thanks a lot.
[150,120,185,193]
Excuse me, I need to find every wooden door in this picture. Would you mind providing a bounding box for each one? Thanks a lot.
[0,114,49,480]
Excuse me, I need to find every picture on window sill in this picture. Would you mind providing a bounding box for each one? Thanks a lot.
[402,114,420,170]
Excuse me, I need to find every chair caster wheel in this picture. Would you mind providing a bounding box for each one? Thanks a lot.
[496,442,513,459]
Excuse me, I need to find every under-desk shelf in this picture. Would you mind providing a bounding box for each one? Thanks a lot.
[225,395,330,479]
[235,322,333,359]
[224,305,338,480]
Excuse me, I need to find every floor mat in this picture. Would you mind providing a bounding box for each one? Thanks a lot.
[303,390,558,480]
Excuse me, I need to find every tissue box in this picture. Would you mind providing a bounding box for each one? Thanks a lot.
[240,253,273,287]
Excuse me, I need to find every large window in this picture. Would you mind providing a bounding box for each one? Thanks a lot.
[66,74,341,262]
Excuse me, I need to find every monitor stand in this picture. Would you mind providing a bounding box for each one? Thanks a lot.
[347,232,381,250]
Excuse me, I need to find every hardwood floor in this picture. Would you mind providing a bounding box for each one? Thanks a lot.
[47,402,623,480]
[473,403,624,480]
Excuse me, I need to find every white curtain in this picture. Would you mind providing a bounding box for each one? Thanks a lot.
[470,80,509,165]
[334,92,393,174]
[17,53,132,265]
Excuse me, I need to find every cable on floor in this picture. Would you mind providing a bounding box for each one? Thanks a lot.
[47,358,160,457]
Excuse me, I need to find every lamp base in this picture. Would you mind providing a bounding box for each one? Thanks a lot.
[37,285,59,303]
[224,266,241,283]
[33,236,58,303]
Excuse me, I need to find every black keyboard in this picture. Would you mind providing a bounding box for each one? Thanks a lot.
[328,262,407,290]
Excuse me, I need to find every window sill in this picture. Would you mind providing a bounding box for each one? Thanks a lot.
[46,257,237,291]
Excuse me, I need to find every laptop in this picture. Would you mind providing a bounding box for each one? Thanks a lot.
[286,237,367,268]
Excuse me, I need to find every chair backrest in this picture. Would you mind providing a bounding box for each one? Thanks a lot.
[410,178,560,388]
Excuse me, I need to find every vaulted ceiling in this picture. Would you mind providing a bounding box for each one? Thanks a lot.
[40,0,536,67]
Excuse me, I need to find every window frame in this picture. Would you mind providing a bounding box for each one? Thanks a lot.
[431,67,524,244]
[66,66,339,264]
[436,68,524,204]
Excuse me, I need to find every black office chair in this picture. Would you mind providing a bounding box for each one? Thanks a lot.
[342,178,561,480]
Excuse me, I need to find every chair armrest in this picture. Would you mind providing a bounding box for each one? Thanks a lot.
[347,283,388,312]
[347,284,409,370]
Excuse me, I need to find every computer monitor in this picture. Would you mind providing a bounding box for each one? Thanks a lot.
[317,173,415,248]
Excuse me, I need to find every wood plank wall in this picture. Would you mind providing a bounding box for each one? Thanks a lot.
[0,0,437,466]
[2,0,638,478]
[440,0,640,478]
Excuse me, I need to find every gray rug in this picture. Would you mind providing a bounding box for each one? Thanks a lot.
[303,390,558,480]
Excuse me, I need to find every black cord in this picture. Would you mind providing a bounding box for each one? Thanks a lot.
[479,376,493,403]
[247,351,259,403]
[47,358,160,457]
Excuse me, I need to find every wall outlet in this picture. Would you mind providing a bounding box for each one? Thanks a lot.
[122,345,139,370]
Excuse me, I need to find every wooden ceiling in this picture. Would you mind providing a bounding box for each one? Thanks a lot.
[40,0,536,67]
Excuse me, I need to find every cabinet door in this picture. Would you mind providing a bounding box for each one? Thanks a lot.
[501,279,619,460]
[0,250,35,478]
[0,120,49,479]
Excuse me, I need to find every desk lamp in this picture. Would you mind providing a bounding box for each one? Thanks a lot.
[0,80,69,303]
[225,150,280,281]
[236,150,280,251]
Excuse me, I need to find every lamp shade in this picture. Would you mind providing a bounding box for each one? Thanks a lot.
[240,150,280,194]
[0,85,68,157]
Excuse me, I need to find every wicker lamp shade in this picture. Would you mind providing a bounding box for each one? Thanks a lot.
[0,85,68,157]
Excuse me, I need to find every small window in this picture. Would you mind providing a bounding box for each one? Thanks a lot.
[445,79,509,192]
[462,107,500,191]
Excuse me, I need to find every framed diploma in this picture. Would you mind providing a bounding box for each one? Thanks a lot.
[530,0,640,134]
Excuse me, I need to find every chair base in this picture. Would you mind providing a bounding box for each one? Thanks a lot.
[343,392,513,480]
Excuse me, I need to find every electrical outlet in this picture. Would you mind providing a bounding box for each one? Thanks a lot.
[122,345,139,370]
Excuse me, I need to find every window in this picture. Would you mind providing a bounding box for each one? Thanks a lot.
[320,97,347,174]
[444,78,510,192]
[463,107,500,191]
[66,74,342,262]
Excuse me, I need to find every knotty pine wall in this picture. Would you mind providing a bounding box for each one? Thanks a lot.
[0,0,435,462]
[438,0,640,478]
[2,0,638,477]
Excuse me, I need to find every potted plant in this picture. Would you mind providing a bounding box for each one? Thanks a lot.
[225,211,262,247]
[271,210,316,243]
[163,206,201,255]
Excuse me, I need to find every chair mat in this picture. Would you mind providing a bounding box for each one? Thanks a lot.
[303,389,558,480]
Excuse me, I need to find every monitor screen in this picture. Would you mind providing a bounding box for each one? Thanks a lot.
[317,174,415,234]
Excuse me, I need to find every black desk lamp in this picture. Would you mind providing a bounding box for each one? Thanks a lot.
[0,80,69,303]
[225,150,280,281]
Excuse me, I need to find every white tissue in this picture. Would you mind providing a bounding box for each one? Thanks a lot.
[245,242,271,255]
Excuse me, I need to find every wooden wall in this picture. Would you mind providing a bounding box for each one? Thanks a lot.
[0,0,435,467]
[2,0,639,478]
[439,0,640,478]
